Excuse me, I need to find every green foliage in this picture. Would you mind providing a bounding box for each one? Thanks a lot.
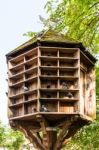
[5,128,24,150]
[96,66,99,100]
[0,122,6,146]
[44,0,99,53]
[0,122,24,150]
[23,32,36,38]
[62,114,99,150]
[24,0,99,54]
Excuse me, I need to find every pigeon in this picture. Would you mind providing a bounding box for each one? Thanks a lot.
[22,86,29,91]
[36,30,45,40]
[85,47,90,51]
[39,15,46,23]
[5,92,8,96]
[61,82,68,89]
[67,92,73,98]
[40,105,49,112]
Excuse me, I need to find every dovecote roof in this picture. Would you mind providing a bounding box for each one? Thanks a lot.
[6,30,96,63]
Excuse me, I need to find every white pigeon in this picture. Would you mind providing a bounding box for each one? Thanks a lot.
[40,105,49,112]
[22,86,28,91]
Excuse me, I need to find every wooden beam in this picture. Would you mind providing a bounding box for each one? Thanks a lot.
[62,119,88,148]
[36,114,49,134]
[47,130,57,150]
[16,124,46,150]
[53,121,72,150]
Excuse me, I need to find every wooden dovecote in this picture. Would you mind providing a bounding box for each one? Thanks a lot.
[6,31,97,150]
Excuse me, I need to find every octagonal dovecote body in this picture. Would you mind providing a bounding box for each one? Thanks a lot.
[6,30,96,125]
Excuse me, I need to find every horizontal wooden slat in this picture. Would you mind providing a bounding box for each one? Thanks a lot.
[40,66,78,71]
[40,98,78,102]
[9,76,38,87]
[9,57,38,70]
[9,98,37,107]
[40,75,78,81]
[40,88,79,92]
[9,66,38,79]
[9,89,38,99]
[40,56,78,61]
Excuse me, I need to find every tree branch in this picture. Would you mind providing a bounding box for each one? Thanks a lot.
[78,17,98,39]
[70,2,99,25]
[89,2,99,9]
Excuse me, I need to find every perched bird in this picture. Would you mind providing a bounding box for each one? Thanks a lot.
[39,15,46,23]
[36,30,45,40]
[40,105,49,112]
[22,86,29,91]
[5,92,8,96]
[67,92,73,98]
[85,47,90,51]
[61,82,68,90]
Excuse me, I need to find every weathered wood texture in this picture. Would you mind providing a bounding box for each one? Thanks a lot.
[6,31,96,150]
[7,46,96,121]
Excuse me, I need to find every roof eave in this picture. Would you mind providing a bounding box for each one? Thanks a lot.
[6,40,97,64]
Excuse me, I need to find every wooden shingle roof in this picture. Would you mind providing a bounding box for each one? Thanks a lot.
[6,30,96,63]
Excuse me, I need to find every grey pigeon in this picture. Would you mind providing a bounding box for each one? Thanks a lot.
[36,30,45,40]
[67,92,73,98]
[61,82,68,89]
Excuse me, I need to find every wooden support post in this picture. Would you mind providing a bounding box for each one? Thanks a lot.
[9,116,89,150]
[46,128,57,150]
[53,121,72,150]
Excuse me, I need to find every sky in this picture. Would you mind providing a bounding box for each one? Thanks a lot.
[0,0,47,124]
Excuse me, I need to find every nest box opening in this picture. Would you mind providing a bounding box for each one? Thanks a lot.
[47,63,51,66]
[46,84,51,88]
[47,72,51,76]
[46,94,52,98]
[47,53,51,56]
[32,107,37,113]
